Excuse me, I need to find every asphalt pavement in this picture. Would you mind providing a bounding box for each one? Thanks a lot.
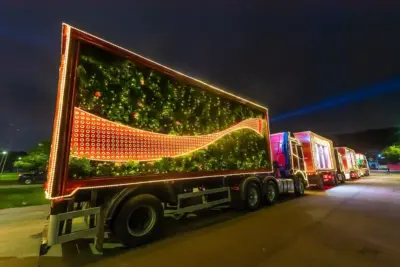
[2,172,400,267]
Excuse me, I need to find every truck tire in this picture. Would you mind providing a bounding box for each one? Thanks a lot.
[112,194,164,248]
[295,177,305,196]
[245,182,261,211]
[338,173,345,184]
[316,176,324,190]
[264,181,278,205]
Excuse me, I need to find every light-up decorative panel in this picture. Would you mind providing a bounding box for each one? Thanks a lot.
[71,107,263,162]
[66,42,270,179]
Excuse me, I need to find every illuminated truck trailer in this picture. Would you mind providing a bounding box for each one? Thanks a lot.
[336,147,359,180]
[356,153,370,177]
[39,24,308,256]
[293,131,337,189]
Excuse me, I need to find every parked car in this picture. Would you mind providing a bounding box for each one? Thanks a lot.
[18,172,46,185]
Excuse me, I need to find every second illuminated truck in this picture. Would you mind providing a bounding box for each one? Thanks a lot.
[272,131,342,190]
[39,24,309,255]
[336,147,360,180]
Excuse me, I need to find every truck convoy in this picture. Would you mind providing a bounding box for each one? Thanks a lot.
[40,24,309,255]
[40,24,367,256]
[336,147,359,180]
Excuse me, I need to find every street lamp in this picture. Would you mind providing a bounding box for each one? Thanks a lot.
[0,151,8,176]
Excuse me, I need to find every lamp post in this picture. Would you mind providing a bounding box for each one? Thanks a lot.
[0,151,8,177]
[16,157,22,173]
[1,124,20,177]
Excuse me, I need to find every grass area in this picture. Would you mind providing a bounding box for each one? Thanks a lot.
[0,172,18,181]
[0,187,49,209]
[0,172,19,186]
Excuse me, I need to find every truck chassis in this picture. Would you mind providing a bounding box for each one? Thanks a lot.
[40,174,306,255]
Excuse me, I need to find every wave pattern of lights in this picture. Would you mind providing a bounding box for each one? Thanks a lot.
[71,108,264,162]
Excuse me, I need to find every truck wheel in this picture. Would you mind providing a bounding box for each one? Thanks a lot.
[295,177,305,196]
[246,182,261,211]
[316,176,324,190]
[264,181,278,205]
[113,194,164,248]
[339,174,345,184]
[332,176,338,186]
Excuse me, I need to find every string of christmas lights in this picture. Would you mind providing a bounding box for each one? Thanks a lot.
[71,107,264,162]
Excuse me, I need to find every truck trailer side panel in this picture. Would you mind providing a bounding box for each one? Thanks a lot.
[46,24,273,200]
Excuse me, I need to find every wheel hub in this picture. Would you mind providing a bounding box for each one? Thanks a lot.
[299,181,304,193]
[267,185,275,201]
[247,187,259,207]
[127,205,157,237]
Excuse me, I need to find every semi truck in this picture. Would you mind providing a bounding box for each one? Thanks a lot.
[39,24,309,255]
[293,131,338,189]
[334,148,346,184]
[335,147,359,180]
[270,132,308,183]
[356,153,370,177]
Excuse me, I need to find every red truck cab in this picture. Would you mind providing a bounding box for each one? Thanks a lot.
[336,147,359,180]
[270,132,308,184]
[294,131,338,189]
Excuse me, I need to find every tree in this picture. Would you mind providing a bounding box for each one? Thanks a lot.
[382,145,400,164]
[14,141,51,171]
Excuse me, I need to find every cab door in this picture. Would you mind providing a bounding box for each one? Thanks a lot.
[290,138,306,172]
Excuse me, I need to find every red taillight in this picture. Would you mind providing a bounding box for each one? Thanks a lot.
[231,186,240,191]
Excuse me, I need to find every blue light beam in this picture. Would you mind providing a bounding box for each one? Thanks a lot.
[271,78,400,122]
[0,25,53,49]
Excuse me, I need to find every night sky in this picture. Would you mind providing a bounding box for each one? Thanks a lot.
[1,1,400,151]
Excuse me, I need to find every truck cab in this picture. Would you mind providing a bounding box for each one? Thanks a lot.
[270,132,308,186]
[336,147,359,180]
[334,148,346,183]
[356,153,370,177]
[293,131,338,189]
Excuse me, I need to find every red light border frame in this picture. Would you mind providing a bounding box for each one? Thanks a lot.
[46,23,273,199]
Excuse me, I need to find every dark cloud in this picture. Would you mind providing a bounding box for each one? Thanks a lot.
[0,1,399,150]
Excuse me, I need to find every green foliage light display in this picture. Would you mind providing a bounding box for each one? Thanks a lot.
[69,44,270,179]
